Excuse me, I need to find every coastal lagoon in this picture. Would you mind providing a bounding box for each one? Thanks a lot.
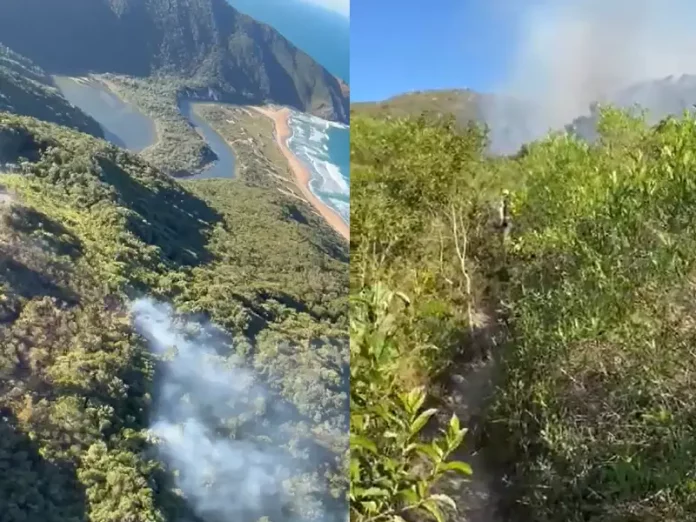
[55,77,347,221]
[53,76,156,151]
[178,100,236,179]
[55,78,236,179]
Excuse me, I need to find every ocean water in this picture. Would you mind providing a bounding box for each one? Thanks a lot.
[228,0,350,225]
[286,112,350,224]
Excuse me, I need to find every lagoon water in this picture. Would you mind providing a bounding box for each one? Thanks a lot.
[178,100,236,179]
[53,76,156,151]
[55,77,236,179]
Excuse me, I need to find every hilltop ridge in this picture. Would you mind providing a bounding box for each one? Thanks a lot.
[353,76,696,153]
[0,43,103,137]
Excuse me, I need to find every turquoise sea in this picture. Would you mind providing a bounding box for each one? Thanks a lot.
[285,111,349,223]
[228,0,350,224]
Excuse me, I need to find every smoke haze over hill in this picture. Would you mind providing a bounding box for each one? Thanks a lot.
[483,0,696,152]
[131,298,334,522]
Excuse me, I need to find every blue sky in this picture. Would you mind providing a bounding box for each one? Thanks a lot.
[351,0,525,102]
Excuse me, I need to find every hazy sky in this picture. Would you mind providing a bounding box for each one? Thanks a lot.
[351,0,696,105]
[302,0,349,17]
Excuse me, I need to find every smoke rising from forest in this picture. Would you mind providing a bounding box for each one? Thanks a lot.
[130,298,320,522]
[483,0,696,152]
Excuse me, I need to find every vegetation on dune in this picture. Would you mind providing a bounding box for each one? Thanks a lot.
[351,106,696,521]
[0,112,348,521]
[100,75,216,175]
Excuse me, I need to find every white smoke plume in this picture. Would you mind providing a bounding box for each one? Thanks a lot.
[300,0,349,17]
[130,297,328,522]
[483,0,696,151]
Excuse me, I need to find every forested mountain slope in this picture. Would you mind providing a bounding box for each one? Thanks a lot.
[355,77,696,154]
[0,44,103,137]
[0,113,348,521]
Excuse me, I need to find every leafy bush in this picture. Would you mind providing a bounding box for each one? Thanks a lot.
[350,284,471,522]
[351,105,696,521]
[350,115,501,521]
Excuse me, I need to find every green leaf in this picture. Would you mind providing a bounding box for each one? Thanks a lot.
[448,414,460,434]
[360,487,390,499]
[442,460,473,475]
[416,443,441,462]
[361,501,378,513]
[351,434,378,454]
[396,487,420,506]
[429,493,458,511]
[410,408,438,437]
[349,458,361,482]
[446,427,467,453]
[403,387,427,416]
[403,442,418,455]
[421,499,446,522]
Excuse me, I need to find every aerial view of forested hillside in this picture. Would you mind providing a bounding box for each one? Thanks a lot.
[0,0,349,521]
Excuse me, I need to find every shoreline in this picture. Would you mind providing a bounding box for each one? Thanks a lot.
[252,106,349,241]
[55,76,348,237]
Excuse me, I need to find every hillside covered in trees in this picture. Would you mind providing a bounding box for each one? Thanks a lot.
[0,44,103,137]
[0,0,349,123]
[0,111,348,521]
[350,106,696,521]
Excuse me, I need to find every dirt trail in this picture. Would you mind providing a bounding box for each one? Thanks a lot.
[0,183,14,206]
[437,305,508,522]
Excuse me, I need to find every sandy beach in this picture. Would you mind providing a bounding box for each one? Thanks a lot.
[253,106,349,241]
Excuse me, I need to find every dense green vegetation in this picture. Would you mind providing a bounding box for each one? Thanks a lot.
[101,75,216,175]
[351,106,696,521]
[0,112,348,521]
[0,44,103,137]
[350,115,492,522]
[0,0,349,123]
